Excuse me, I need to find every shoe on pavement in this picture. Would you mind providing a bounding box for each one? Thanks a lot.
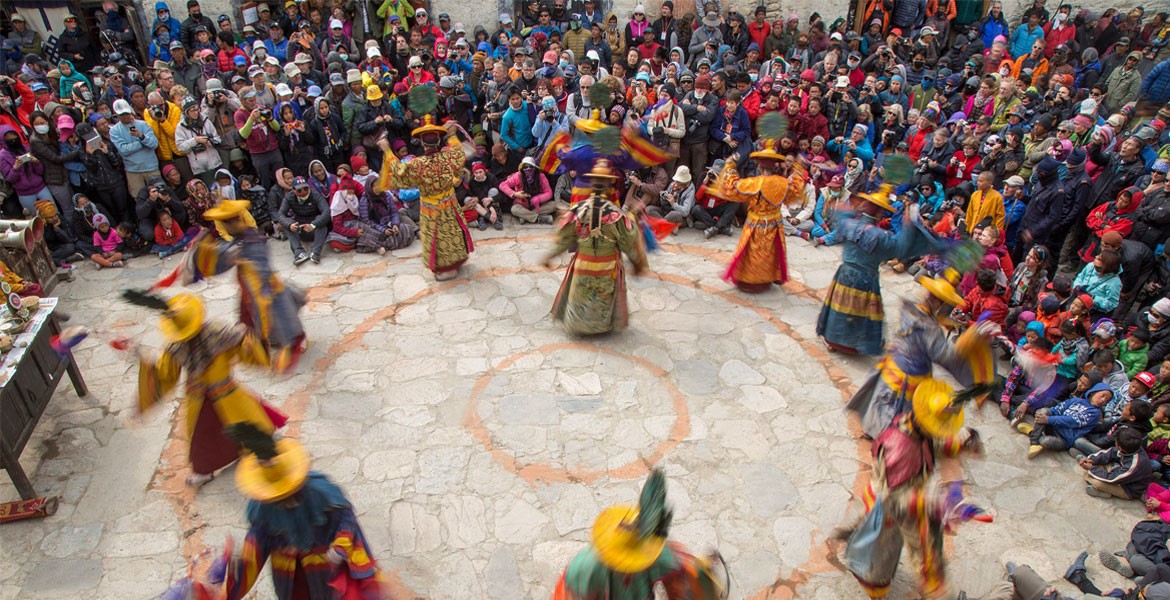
[309,253,321,264]
[1098,549,1134,577]
[719,227,733,236]
[477,218,488,231]
[704,227,717,239]
[1027,444,1044,459]
[1063,551,1089,582]
[1016,422,1035,435]
[1085,484,1113,499]
[493,220,504,230]
[294,252,310,266]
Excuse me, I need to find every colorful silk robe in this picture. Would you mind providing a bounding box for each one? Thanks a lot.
[845,302,995,439]
[219,473,385,600]
[553,542,724,600]
[717,162,804,292]
[548,196,648,335]
[376,139,473,273]
[138,323,285,475]
[183,228,306,372]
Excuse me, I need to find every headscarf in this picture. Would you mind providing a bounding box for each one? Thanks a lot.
[73,193,98,223]
[308,160,336,197]
[275,168,294,191]
[329,173,363,217]
[185,179,214,228]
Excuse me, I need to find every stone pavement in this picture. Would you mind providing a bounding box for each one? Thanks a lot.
[0,225,1151,599]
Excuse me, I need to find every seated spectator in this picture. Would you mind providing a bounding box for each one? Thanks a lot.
[276,176,329,265]
[134,178,189,243]
[1072,250,1123,318]
[89,213,126,269]
[1078,425,1153,500]
[462,163,503,231]
[503,157,556,224]
[1120,328,1151,378]
[1019,381,1111,458]
[645,165,694,225]
[152,209,195,258]
[1079,188,1142,263]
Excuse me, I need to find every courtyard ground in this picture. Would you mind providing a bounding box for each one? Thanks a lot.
[0,225,1149,599]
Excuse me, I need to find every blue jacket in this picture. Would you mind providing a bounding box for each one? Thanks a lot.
[1002,192,1027,249]
[828,136,875,169]
[1047,383,1108,447]
[500,101,534,151]
[708,105,751,162]
[1143,58,1170,105]
[109,119,160,173]
[1072,261,1122,314]
[1010,24,1044,59]
[980,15,1010,49]
[153,3,181,38]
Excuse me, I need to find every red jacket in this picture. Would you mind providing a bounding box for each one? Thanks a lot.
[747,21,770,50]
[217,47,249,74]
[0,79,33,145]
[964,286,1008,327]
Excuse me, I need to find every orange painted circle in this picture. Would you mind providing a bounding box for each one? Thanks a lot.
[465,342,690,486]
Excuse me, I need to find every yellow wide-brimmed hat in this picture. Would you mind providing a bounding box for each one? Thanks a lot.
[918,269,966,308]
[575,108,607,133]
[411,114,448,138]
[748,139,786,162]
[160,293,205,342]
[912,378,965,439]
[857,183,895,213]
[202,199,252,221]
[235,438,311,502]
[585,158,619,181]
[591,504,666,573]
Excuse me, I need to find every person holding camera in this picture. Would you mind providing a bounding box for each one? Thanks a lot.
[234,89,284,189]
[144,91,190,181]
[110,98,162,197]
[134,177,189,243]
[646,165,695,226]
[176,96,222,185]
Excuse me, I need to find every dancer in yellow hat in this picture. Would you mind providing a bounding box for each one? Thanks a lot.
[552,469,727,600]
[844,379,993,600]
[124,291,287,487]
[846,269,1000,439]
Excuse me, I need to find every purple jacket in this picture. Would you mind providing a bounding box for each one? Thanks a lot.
[0,125,45,196]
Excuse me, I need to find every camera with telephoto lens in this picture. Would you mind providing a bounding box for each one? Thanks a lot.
[150,105,165,119]
[260,108,272,119]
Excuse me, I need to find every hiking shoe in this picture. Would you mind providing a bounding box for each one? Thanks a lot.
[1085,484,1113,499]
[309,253,321,264]
[1027,444,1044,459]
[477,218,487,231]
[294,252,310,266]
[493,220,503,230]
[112,260,125,268]
[1016,422,1034,435]
[1099,549,1134,577]
[719,227,733,236]
[704,227,717,239]
[1063,551,1089,582]
[537,215,554,225]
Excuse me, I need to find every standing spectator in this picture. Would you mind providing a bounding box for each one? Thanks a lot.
[76,122,132,222]
[500,88,534,155]
[27,110,77,224]
[7,14,43,58]
[678,74,718,180]
[0,125,52,214]
[109,99,161,197]
[1105,51,1146,112]
[175,96,222,185]
[277,176,329,265]
[965,171,1006,234]
[180,0,215,49]
[58,14,98,74]
[1143,56,1170,108]
[144,91,188,180]
[709,89,750,163]
[234,89,283,189]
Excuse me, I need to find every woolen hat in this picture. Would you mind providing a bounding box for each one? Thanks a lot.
[1066,148,1087,166]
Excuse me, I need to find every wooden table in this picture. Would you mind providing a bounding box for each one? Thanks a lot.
[0,298,88,499]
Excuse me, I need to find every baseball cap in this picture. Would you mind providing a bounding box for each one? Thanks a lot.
[329,73,345,86]
[1135,371,1157,389]
[292,176,309,189]
[170,40,184,50]
[1004,175,1025,187]
[113,99,133,115]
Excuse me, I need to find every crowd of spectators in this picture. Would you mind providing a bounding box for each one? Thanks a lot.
[4,0,1170,588]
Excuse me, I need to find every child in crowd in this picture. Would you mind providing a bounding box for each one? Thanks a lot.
[1004,244,1050,339]
[1088,347,1132,401]
[955,269,1007,330]
[1000,332,1054,418]
[238,175,274,236]
[1089,320,1120,361]
[1073,399,1154,458]
[1013,319,1089,419]
[1079,426,1153,500]
[116,222,151,258]
[1074,373,1157,456]
[1146,404,1170,481]
[1060,293,1093,334]
[1119,328,1151,378]
[151,210,194,259]
[1020,382,1111,459]
[90,214,125,269]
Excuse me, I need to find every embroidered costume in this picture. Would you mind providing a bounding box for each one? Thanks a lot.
[552,469,727,600]
[845,380,992,599]
[846,273,997,439]
[133,293,286,481]
[716,141,804,292]
[179,201,307,373]
[815,185,944,355]
[376,117,473,280]
[546,161,648,336]
[195,426,387,600]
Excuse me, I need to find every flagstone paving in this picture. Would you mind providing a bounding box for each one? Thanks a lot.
[0,227,1150,599]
